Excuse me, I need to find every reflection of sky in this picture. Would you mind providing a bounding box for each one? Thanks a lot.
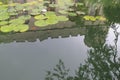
[106,24,120,57]
[0,35,89,80]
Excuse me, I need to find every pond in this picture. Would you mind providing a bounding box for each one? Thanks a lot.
[0,0,120,80]
[0,25,120,80]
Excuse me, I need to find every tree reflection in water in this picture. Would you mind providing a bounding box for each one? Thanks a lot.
[45,26,120,80]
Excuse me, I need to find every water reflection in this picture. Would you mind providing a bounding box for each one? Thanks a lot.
[45,24,120,80]
[84,26,108,48]
[46,45,120,80]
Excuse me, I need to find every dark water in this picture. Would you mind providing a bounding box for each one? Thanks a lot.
[0,25,120,80]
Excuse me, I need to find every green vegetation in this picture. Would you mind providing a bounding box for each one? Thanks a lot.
[34,11,68,27]
[83,15,106,21]
[0,0,120,33]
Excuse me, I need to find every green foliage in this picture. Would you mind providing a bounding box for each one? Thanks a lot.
[103,4,120,23]
[83,15,106,21]
[19,15,31,20]
[68,12,77,16]
[13,24,29,32]
[0,12,9,20]
[0,21,8,26]
[57,16,69,21]
[34,20,49,27]
[34,11,69,27]
[0,25,13,33]
[45,60,70,80]
[34,15,47,20]
[0,24,29,33]
[9,18,25,25]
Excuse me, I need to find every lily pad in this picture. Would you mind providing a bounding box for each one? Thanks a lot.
[76,11,85,15]
[30,9,41,15]
[98,16,107,21]
[49,4,58,7]
[19,15,31,20]
[34,15,47,20]
[68,12,77,16]
[83,16,96,21]
[10,24,29,32]
[15,4,24,11]
[9,18,25,24]
[0,12,10,20]
[83,16,91,20]
[13,24,29,32]
[46,11,56,16]
[0,2,3,5]
[19,25,29,32]
[46,18,58,25]
[1,25,13,33]
[58,10,68,14]
[35,20,48,27]
[57,16,69,21]
[0,21,8,26]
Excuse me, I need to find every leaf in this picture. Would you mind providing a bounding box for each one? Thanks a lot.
[19,15,31,20]
[0,12,10,20]
[57,16,69,21]
[46,11,56,16]
[99,16,107,21]
[19,25,29,32]
[58,10,68,14]
[1,25,13,33]
[46,18,58,25]
[83,16,90,20]
[12,24,29,32]
[34,15,47,20]
[0,2,3,5]
[0,21,8,26]
[34,20,48,27]
[68,12,77,16]
[9,18,25,24]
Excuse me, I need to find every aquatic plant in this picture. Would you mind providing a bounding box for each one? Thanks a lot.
[34,15,47,20]
[34,20,49,27]
[0,1,3,5]
[13,24,29,32]
[83,15,106,21]
[49,4,58,8]
[34,11,69,27]
[0,21,8,26]
[0,12,9,20]
[0,24,29,33]
[30,8,41,16]
[68,12,77,16]
[19,15,31,20]
[58,10,68,15]
[57,16,69,21]
[9,18,25,25]
[1,25,13,33]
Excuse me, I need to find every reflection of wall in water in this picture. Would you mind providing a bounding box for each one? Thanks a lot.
[0,27,86,43]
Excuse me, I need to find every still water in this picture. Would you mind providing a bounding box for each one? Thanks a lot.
[0,26,120,80]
